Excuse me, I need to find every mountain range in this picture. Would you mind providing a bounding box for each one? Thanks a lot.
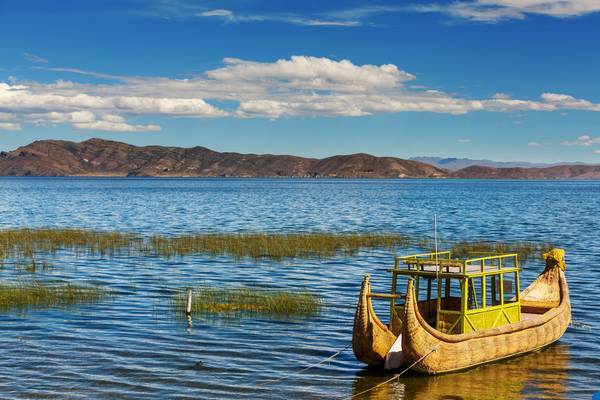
[1,139,599,179]
[410,156,589,171]
[0,138,445,178]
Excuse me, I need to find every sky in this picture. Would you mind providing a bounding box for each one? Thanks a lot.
[1,0,600,163]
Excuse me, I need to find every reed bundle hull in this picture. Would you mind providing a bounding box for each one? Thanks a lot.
[402,267,570,374]
[352,257,571,374]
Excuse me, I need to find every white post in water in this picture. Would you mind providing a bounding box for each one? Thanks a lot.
[186,288,193,315]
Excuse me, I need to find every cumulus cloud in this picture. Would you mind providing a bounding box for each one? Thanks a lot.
[0,81,226,132]
[561,134,600,146]
[412,0,600,22]
[0,122,22,131]
[73,120,160,132]
[207,56,414,91]
[2,55,600,131]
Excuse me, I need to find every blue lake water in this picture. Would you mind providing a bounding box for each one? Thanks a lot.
[0,178,598,399]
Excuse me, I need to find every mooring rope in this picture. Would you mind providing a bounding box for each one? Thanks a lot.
[256,343,352,387]
[347,341,441,400]
[570,319,593,331]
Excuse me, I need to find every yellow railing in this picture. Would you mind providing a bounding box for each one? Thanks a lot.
[463,253,519,276]
[396,251,452,261]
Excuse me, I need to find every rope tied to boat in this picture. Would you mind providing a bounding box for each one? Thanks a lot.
[347,341,442,400]
[570,319,592,331]
[256,343,352,387]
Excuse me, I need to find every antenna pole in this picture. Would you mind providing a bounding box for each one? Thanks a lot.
[434,214,439,267]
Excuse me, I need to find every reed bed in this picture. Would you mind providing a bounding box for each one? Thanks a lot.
[0,228,553,264]
[0,228,411,261]
[449,240,554,263]
[148,232,411,260]
[0,281,108,313]
[171,286,323,318]
[0,228,141,261]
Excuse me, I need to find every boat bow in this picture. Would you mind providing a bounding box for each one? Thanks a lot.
[352,274,398,366]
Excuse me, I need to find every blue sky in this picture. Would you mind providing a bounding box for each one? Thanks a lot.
[1,0,600,162]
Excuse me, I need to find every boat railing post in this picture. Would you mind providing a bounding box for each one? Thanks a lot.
[390,257,398,319]
[500,272,505,307]
[515,255,521,301]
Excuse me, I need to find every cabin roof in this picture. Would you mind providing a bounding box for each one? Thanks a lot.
[393,251,520,278]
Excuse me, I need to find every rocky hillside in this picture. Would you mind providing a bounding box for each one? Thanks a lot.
[0,138,446,178]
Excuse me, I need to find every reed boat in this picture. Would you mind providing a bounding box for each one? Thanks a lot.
[352,248,570,374]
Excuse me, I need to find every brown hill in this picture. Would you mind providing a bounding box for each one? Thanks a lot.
[450,165,600,179]
[0,138,446,178]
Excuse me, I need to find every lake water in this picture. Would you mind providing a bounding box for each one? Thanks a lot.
[0,178,598,399]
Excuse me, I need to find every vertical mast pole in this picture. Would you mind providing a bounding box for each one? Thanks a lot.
[434,214,441,330]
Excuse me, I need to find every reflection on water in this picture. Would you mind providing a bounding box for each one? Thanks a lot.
[352,344,570,400]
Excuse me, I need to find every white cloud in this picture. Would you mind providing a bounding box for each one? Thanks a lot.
[458,138,471,143]
[412,0,600,22]
[2,55,600,130]
[0,122,21,131]
[0,81,226,132]
[196,9,360,26]
[23,52,48,64]
[594,149,600,154]
[73,120,160,132]
[198,9,234,18]
[561,134,600,146]
[541,93,600,111]
[206,56,414,91]
[528,141,542,146]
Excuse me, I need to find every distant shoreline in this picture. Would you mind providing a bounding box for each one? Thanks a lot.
[2,138,600,179]
[1,175,599,181]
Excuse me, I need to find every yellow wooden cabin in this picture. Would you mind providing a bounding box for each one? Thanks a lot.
[389,251,522,334]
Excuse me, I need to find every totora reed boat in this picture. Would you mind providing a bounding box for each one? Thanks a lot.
[352,248,570,374]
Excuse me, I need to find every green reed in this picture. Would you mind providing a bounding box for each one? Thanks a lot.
[148,232,411,260]
[171,286,323,318]
[448,240,554,263]
[0,228,411,261]
[0,228,141,261]
[0,281,109,313]
[0,228,554,264]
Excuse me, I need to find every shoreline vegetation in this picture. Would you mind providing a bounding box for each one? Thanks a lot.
[171,286,323,318]
[0,281,108,313]
[0,228,552,263]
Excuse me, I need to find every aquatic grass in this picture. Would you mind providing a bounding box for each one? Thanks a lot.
[0,281,109,313]
[0,228,412,262]
[448,240,554,263]
[0,228,554,264]
[149,232,412,260]
[171,286,323,318]
[0,228,141,261]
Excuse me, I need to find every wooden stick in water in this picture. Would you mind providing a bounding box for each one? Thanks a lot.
[186,288,193,315]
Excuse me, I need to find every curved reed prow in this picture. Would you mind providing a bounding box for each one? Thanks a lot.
[543,248,566,271]
[352,274,397,367]
[521,248,567,312]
